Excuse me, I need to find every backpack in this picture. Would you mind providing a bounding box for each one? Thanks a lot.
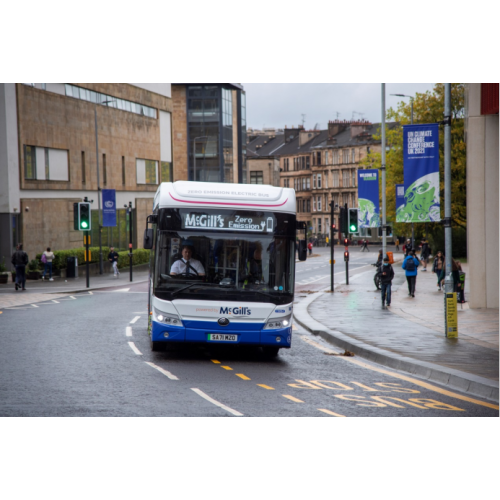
[41,253,47,264]
[405,257,415,272]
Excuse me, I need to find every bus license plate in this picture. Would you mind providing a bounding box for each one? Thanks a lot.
[208,334,237,342]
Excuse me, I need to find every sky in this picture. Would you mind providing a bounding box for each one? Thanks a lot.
[242,83,436,131]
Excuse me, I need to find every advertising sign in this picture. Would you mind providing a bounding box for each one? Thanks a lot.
[181,212,275,233]
[445,293,458,338]
[395,184,405,222]
[357,169,380,228]
[399,124,440,223]
[102,189,117,227]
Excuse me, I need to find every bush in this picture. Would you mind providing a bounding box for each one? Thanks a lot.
[116,249,151,269]
[428,227,467,258]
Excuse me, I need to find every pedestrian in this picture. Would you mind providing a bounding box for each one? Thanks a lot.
[432,251,445,291]
[404,239,412,257]
[402,249,419,297]
[108,246,120,277]
[41,247,55,281]
[11,243,29,291]
[307,241,313,256]
[361,239,369,252]
[376,249,383,266]
[395,238,400,251]
[380,255,395,308]
[420,238,430,271]
[452,258,462,298]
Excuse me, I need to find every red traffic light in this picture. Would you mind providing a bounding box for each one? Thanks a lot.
[343,238,349,246]
[332,224,336,229]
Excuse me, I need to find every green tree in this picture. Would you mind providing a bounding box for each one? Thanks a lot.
[360,83,466,243]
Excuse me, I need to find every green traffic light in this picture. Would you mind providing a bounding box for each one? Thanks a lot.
[350,225,356,231]
[81,221,88,229]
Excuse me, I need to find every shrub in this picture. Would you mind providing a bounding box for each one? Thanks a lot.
[117,249,150,269]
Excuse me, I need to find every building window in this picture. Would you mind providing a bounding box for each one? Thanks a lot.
[313,198,316,211]
[324,171,328,188]
[161,161,172,183]
[82,152,86,184]
[305,156,310,169]
[352,169,356,188]
[24,145,36,179]
[332,170,339,187]
[307,199,311,212]
[318,218,322,233]
[250,171,263,184]
[317,195,322,211]
[333,150,339,165]
[122,156,126,185]
[44,148,50,180]
[343,193,349,206]
[136,158,158,184]
[103,154,107,185]
[351,148,355,163]
[325,151,329,165]
[342,170,349,187]
[316,151,321,165]
[306,177,311,190]
[317,173,322,189]
[343,149,350,164]
[313,174,317,189]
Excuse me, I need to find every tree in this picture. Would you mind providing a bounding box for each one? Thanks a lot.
[359,83,466,243]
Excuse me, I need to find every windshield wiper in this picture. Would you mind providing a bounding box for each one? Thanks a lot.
[169,282,220,296]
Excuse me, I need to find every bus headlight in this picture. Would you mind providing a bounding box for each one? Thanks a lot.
[154,308,183,327]
[264,314,292,330]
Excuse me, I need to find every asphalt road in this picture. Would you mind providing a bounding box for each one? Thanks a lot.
[0,247,497,417]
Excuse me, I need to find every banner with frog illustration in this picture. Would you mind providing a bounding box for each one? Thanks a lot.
[357,169,380,228]
[399,124,441,223]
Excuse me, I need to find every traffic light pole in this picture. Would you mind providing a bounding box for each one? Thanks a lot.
[330,200,335,292]
[85,231,90,289]
[128,202,133,282]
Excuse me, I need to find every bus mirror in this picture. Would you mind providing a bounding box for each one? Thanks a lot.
[298,240,307,261]
[143,228,154,249]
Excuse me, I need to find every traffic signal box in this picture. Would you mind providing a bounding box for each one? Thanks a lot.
[344,237,349,261]
[74,202,91,231]
[348,208,359,234]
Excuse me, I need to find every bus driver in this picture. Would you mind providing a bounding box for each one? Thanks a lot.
[170,241,205,276]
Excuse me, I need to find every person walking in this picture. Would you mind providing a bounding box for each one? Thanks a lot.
[108,247,120,277]
[307,241,313,256]
[376,249,383,266]
[420,238,430,271]
[361,239,369,252]
[41,247,55,281]
[380,255,395,308]
[432,251,445,291]
[11,243,29,291]
[402,249,419,297]
[404,239,412,257]
[395,238,400,251]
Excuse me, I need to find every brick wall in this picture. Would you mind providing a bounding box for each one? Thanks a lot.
[171,85,188,181]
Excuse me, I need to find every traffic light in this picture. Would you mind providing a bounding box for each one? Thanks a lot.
[74,202,91,231]
[343,237,349,246]
[344,251,349,262]
[348,208,359,233]
[331,223,337,234]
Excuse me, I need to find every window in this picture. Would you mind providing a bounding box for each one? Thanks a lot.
[316,151,321,165]
[305,156,310,169]
[44,148,50,180]
[136,158,158,184]
[122,157,126,185]
[343,149,350,164]
[103,154,107,185]
[306,199,311,212]
[161,161,172,183]
[24,145,36,179]
[317,173,322,189]
[306,177,311,190]
[342,170,349,187]
[318,218,322,233]
[333,150,339,165]
[313,174,317,189]
[352,169,356,188]
[317,195,322,211]
[250,171,263,184]
[351,148,355,163]
[343,193,349,206]
[332,170,339,187]
[324,171,328,188]
[313,198,316,211]
[82,152,86,184]
[325,151,329,165]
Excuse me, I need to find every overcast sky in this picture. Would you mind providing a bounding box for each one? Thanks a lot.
[242,83,436,131]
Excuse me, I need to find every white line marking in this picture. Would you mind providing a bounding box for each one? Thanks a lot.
[145,362,179,380]
[130,316,140,324]
[88,292,93,295]
[52,300,59,303]
[115,288,130,292]
[128,341,142,355]
[70,296,76,300]
[191,388,243,416]
[126,326,132,337]
[31,304,39,308]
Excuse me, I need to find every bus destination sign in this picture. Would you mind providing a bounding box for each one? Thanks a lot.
[182,213,274,233]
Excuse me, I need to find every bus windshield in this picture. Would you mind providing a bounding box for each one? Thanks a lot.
[153,231,295,304]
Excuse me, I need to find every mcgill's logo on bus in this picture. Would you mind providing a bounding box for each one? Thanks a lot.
[220,307,251,316]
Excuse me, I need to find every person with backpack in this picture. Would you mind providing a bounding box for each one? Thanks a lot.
[41,247,55,281]
[380,255,395,308]
[11,243,29,291]
[420,238,430,271]
[402,249,419,297]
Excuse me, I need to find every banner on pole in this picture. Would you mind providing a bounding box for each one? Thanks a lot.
[102,189,117,227]
[357,169,380,228]
[399,123,440,223]
[395,184,405,222]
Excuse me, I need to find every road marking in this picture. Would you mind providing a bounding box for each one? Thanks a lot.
[292,324,298,331]
[31,304,39,308]
[126,326,132,337]
[299,335,499,410]
[318,409,346,417]
[145,361,179,380]
[257,384,275,390]
[221,365,233,371]
[283,395,304,403]
[70,296,76,300]
[115,288,130,292]
[211,360,221,364]
[130,316,140,324]
[52,300,59,303]
[191,388,243,416]
[236,374,251,380]
[128,341,142,355]
[88,292,93,295]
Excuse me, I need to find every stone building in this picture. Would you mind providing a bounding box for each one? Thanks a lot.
[246,133,284,186]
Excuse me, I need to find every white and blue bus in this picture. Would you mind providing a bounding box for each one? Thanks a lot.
[143,181,306,356]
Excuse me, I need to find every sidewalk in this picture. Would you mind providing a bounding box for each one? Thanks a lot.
[294,259,499,403]
[0,267,150,310]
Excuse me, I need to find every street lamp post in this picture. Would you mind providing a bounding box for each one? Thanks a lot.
[391,93,415,250]
[125,202,133,282]
[193,136,208,181]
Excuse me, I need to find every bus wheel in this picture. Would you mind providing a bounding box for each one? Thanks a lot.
[151,341,164,352]
[262,346,280,357]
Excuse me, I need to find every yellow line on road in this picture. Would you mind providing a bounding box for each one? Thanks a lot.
[283,395,304,403]
[221,366,233,371]
[257,384,275,390]
[236,374,251,380]
[211,360,221,364]
[318,409,346,417]
[300,335,499,410]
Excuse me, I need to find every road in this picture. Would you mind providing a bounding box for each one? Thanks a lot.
[0,246,497,417]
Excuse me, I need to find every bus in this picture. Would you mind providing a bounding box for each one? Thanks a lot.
[143,181,306,356]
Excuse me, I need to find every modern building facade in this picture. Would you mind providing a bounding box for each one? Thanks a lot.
[465,83,499,309]
[0,83,173,263]
[171,84,247,184]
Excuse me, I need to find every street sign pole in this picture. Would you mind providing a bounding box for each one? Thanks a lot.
[381,83,387,259]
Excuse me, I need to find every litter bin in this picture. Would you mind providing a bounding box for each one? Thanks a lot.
[66,256,78,278]
[386,251,394,264]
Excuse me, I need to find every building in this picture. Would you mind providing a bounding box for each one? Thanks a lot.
[171,84,247,184]
[0,83,173,262]
[246,133,284,186]
[465,83,499,309]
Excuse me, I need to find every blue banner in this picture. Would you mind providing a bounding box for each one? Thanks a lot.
[399,124,440,222]
[102,189,117,227]
[395,184,405,222]
[357,169,380,228]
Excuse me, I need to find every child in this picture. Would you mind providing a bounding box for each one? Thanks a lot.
[380,255,395,308]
